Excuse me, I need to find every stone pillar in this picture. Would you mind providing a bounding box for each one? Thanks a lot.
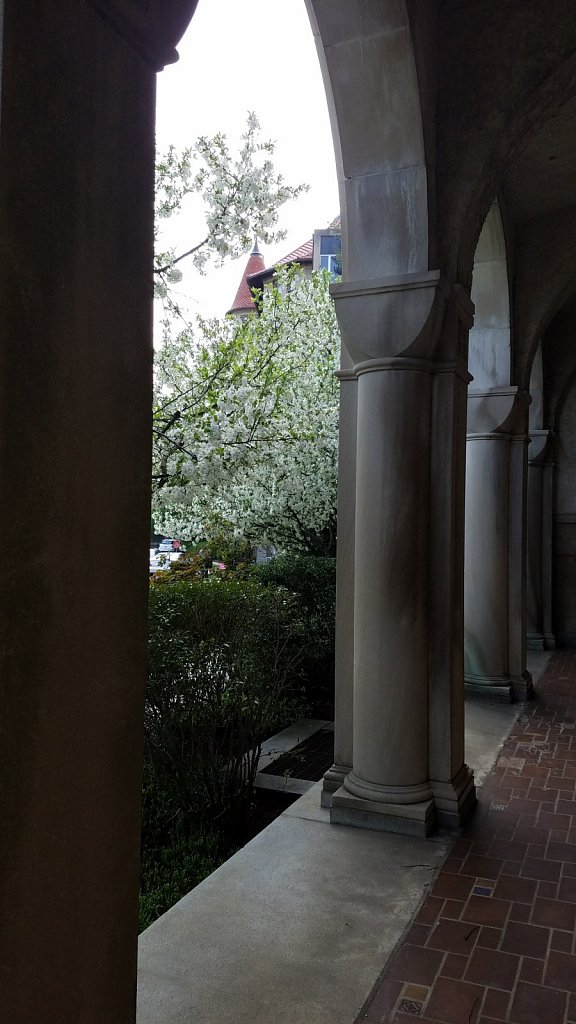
[526,431,553,649]
[464,388,533,701]
[428,294,476,827]
[321,350,356,805]
[328,272,475,836]
[508,430,530,688]
[542,455,557,650]
[0,3,196,1021]
[343,357,435,833]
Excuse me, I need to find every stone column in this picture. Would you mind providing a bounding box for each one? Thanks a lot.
[328,272,475,836]
[322,349,356,805]
[342,357,435,834]
[508,430,530,689]
[0,3,196,1022]
[428,294,476,827]
[464,389,533,701]
[542,455,557,650]
[526,431,556,650]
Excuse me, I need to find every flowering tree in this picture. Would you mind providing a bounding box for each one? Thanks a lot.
[154,112,306,300]
[152,266,340,556]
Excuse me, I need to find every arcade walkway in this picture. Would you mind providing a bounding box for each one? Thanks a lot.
[358,650,576,1024]
[138,653,572,1024]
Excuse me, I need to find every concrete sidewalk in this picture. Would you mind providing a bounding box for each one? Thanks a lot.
[137,658,549,1024]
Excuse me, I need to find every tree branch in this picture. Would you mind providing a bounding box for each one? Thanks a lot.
[155,237,210,275]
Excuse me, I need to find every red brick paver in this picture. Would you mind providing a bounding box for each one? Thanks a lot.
[357,650,576,1024]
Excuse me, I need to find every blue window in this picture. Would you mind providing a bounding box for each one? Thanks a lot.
[319,233,342,279]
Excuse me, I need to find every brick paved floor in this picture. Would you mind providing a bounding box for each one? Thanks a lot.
[356,649,576,1024]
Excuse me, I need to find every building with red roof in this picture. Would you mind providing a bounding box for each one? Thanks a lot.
[227,224,341,319]
[226,240,266,318]
[247,238,314,297]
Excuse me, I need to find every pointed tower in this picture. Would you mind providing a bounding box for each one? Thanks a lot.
[227,241,266,319]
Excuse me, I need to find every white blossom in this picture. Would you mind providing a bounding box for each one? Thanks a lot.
[152,266,339,555]
[154,113,307,294]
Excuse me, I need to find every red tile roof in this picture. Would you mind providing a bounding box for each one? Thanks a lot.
[275,238,313,266]
[227,243,266,315]
[246,239,313,292]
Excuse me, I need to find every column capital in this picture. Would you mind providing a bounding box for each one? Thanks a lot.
[528,429,553,465]
[467,386,531,436]
[87,0,199,70]
[354,356,436,376]
[330,271,474,365]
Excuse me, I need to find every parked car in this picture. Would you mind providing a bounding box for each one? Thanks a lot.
[157,538,182,553]
[149,550,182,575]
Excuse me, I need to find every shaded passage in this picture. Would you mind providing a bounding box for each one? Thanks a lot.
[358,650,576,1024]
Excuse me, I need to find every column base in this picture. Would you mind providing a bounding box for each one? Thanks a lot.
[544,633,556,651]
[465,673,514,702]
[321,763,351,808]
[464,671,533,702]
[511,670,533,702]
[527,633,545,652]
[430,764,476,829]
[330,787,436,837]
[343,770,433,805]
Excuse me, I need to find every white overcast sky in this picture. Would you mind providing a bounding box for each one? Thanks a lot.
[154,0,340,323]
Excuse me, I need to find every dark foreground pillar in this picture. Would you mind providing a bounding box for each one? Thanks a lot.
[0,3,184,1021]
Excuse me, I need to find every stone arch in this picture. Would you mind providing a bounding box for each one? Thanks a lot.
[305,0,429,282]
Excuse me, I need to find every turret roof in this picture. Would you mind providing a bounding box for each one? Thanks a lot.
[227,241,266,315]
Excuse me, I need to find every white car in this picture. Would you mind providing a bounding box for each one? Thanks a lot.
[158,538,180,552]
[149,549,182,574]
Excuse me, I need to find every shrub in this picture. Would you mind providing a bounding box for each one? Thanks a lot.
[201,530,254,571]
[145,578,307,839]
[252,554,336,714]
[254,553,336,610]
[141,571,328,929]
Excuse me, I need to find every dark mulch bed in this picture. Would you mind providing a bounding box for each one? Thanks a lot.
[259,726,334,782]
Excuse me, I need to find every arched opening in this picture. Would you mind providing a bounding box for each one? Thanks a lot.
[464,200,532,699]
[142,0,348,943]
[154,0,339,323]
[468,202,511,388]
